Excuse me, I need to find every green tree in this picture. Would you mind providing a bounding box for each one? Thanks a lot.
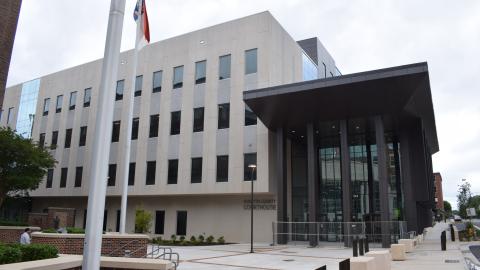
[443,200,452,215]
[457,180,472,218]
[134,208,152,233]
[0,127,55,208]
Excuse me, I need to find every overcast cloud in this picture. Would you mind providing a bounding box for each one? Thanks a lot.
[7,0,480,209]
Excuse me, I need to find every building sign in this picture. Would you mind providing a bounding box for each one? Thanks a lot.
[243,199,276,210]
[467,208,477,217]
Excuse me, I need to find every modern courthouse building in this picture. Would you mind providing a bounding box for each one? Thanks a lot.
[0,12,439,246]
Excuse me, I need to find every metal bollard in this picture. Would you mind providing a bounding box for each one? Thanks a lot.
[339,258,350,270]
[450,224,455,242]
[441,231,446,251]
[364,236,369,253]
[359,237,364,255]
[352,237,358,257]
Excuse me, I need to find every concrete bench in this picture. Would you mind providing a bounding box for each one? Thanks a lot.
[366,250,391,270]
[350,256,376,270]
[390,244,406,261]
[398,239,414,252]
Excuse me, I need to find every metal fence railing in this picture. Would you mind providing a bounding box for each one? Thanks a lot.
[272,221,407,246]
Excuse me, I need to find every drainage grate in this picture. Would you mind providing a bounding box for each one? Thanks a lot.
[445,259,460,263]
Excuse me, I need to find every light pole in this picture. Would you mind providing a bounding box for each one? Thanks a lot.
[248,164,256,253]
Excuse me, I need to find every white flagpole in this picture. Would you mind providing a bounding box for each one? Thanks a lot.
[119,6,140,235]
[83,0,125,269]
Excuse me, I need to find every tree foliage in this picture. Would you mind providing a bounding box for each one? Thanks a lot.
[0,127,56,207]
[134,208,152,233]
[443,200,452,214]
[457,180,472,218]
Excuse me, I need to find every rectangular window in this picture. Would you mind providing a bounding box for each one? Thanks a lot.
[111,121,121,142]
[116,80,124,101]
[56,95,63,113]
[46,169,54,188]
[146,161,156,185]
[216,155,228,182]
[60,167,68,188]
[191,157,202,183]
[135,75,143,96]
[244,153,257,181]
[79,126,87,146]
[84,88,91,107]
[167,159,178,184]
[83,210,87,229]
[218,103,230,129]
[245,48,258,74]
[170,111,181,135]
[7,108,13,124]
[51,131,58,148]
[74,167,83,187]
[39,133,45,147]
[69,91,77,110]
[155,211,165,234]
[108,164,117,186]
[65,128,72,148]
[43,98,50,116]
[195,60,206,84]
[116,209,121,232]
[149,114,159,138]
[176,211,187,236]
[128,162,135,186]
[245,106,257,126]
[193,107,204,132]
[131,117,139,140]
[103,210,107,231]
[152,71,162,93]
[219,54,231,80]
[173,66,184,89]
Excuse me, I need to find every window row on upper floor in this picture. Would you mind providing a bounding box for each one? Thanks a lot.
[40,49,258,116]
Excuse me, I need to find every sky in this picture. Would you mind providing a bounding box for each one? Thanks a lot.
[6,0,480,209]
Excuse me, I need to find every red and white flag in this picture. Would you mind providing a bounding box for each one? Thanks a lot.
[133,0,150,50]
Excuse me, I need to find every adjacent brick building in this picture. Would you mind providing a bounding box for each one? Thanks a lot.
[0,0,22,112]
[434,172,444,210]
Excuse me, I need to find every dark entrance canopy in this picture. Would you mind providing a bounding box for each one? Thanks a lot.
[243,62,438,153]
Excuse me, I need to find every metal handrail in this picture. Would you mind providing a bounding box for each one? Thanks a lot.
[156,251,180,269]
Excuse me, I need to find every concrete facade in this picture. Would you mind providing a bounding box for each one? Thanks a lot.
[1,12,337,243]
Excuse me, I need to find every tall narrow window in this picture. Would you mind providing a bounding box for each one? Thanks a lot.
[146,161,156,185]
[155,211,165,234]
[74,167,83,187]
[193,107,204,132]
[60,167,68,188]
[128,162,136,186]
[245,106,257,126]
[176,211,187,236]
[244,153,257,181]
[108,164,117,186]
[64,128,72,148]
[245,48,258,74]
[79,126,87,146]
[43,98,50,116]
[216,155,228,182]
[116,210,121,232]
[173,66,184,89]
[115,80,124,101]
[168,159,178,184]
[69,91,77,110]
[39,133,46,147]
[195,60,206,84]
[170,111,181,135]
[111,121,121,142]
[135,75,143,96]
[152,70,162,93]
[51,131,58,148]
[56,95,63,113]
[218,103,230,129]
[46,169,54,188]
[131,117,139,140]
[191,157,202,183]
[103,210,108,231]
[219,54,231,80]
[149,114,159,138]
[84,88,91,107]
[7,108,13,124]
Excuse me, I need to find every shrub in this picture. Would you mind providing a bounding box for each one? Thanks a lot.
[0,245,22,264]
[190,236,196,243]
[19,244,58,261]
[0,220,29,227]
[171,234,177,243]
[66,227,85,234]
[41,228,58,233]
[206,235,214,244]
[179,235,186,242]
[198,234,205,243]
[134,208,152,233]
[217,236,225,244]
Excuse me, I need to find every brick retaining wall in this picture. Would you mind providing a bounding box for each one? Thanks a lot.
[0,226,41,244]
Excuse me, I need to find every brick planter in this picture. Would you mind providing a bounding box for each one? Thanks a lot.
[0,226,41,244]
[32,232,149,258]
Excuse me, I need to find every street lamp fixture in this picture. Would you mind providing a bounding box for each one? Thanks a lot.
[248,164,256,253]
